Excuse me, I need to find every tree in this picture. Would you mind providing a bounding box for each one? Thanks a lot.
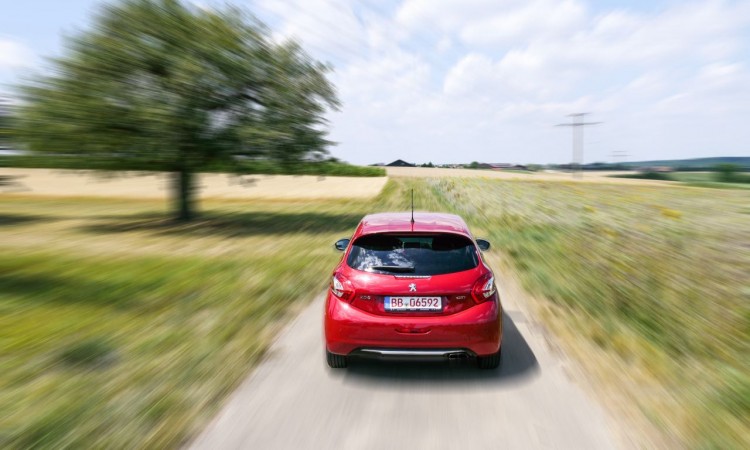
[714,164,740,183]
[0,97,12,148]
[15,0,339,220]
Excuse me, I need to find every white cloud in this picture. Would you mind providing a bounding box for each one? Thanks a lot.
[0,39,32,69]
[396,0,505,31]
[458,0,586,46]
[255,0,368,63]
[432,2,747,143]
[436,36,453,53]
[443,53,494,96]
[697,62,743,87]
[2,0,748,163]
[247,0,750,164]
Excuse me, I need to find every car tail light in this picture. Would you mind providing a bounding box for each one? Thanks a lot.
[471,273,496,304]
[331,273,355,301]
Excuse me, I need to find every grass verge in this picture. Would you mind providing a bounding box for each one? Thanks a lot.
[0,179,434,448]
[431,177,749,449]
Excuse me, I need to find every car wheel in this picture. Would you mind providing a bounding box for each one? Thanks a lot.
[326,350,348,368]
[477,348,501,369]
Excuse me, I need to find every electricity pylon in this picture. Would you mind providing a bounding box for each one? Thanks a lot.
[556,113,602,178]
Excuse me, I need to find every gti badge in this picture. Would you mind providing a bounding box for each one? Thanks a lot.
[409,283,417,292]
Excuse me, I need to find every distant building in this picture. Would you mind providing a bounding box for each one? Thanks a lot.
[485,163,529,171]
[386,159,416,167]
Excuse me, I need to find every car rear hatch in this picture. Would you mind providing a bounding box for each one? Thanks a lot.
[341,232,494,317]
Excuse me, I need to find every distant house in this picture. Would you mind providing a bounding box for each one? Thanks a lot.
[488,163,512,170]
[386,159,416,167]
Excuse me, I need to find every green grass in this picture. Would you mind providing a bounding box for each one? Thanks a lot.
[670,172,750,189]
[431,178,749,448]
[668,172,718,182]
[614,171,750,189]
[2,176,748,448]
[0,179,438,449]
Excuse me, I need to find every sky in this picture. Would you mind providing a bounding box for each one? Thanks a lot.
[1,0,749,165]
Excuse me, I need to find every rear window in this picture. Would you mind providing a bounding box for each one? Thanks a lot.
[346,233,479,276]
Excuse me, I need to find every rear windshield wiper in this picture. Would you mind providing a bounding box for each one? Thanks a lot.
[367,265,415,273]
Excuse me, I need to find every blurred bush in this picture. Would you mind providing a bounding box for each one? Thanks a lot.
[715,164,750,183]
[616,171,673,181]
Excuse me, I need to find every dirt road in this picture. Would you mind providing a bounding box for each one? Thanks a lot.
[189,266,623,450]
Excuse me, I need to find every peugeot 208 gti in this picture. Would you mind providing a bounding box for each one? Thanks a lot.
[325,212,502,369]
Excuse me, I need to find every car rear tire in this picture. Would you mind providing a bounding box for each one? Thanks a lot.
[477,348,501,369]
[326,350,348,368]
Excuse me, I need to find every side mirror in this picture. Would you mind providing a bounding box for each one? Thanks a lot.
[476,238,491,251]
[334,238,350,251]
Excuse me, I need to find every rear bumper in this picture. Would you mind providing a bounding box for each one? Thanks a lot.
[351,348,475,362]
[325,293,502,357]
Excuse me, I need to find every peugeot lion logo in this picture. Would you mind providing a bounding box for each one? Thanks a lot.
[409,283,417,292]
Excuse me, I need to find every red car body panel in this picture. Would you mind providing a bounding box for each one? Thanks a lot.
[353,212,473,237]
[324,212,503,359]
[325,293,501,355]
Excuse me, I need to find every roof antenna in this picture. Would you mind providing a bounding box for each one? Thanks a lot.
[411,189,415,225]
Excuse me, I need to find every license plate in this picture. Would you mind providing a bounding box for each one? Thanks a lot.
[385,296,442,311]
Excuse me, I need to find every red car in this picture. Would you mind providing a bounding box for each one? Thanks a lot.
[324,212,502,369]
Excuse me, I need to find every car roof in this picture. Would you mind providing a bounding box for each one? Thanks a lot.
[355,212,472,237]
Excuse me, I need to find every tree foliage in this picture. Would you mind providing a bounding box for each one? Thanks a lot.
[714,164,741,183]
[15,0,339,219]
[0,98,12,148]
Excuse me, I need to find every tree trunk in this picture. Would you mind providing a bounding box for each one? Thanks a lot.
[175,168,194,221]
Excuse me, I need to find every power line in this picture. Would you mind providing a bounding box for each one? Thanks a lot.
[610,149,629,165]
